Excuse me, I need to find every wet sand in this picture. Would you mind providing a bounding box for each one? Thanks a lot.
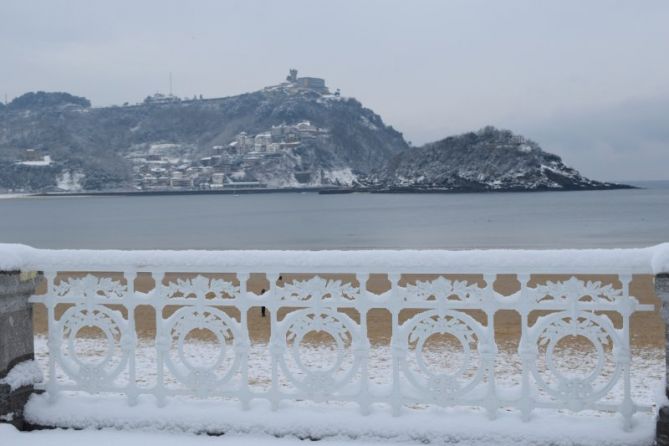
[31,273,663,349]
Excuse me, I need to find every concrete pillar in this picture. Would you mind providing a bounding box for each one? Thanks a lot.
[657,274,669,446]
[0,270,41,430]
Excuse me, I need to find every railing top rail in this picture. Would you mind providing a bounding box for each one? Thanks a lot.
[2,243,669,274]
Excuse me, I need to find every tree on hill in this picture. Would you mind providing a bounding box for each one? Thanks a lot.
[8,91,91,110]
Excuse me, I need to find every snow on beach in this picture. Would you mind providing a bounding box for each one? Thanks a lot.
[29,336,665,408]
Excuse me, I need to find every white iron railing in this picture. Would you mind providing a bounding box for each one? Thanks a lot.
[24,246,662,431]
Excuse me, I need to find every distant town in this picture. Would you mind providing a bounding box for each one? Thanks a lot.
[127,119,331,191]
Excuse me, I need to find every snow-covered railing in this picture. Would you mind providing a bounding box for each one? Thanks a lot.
[3,244,669,431]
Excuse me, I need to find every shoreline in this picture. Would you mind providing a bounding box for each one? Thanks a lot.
[7,183,638,198]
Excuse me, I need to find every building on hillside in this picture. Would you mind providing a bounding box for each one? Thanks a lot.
[22,149,43,161]
[286,69,298,83]
[294,120,319,138]
[285,69,328,93]
[235,132,254,152]
[270,124,287,139]
[170,177,193,188]
[280,141,301,150]
[254,133,272,152]
[297,77,326,90]
[225,180,265,190]
[210,172,225,189]
[143,93,180,104]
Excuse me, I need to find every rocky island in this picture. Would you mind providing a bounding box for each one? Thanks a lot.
[369,126,629,192]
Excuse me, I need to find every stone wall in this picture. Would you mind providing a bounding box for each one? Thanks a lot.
[0,270,41,430]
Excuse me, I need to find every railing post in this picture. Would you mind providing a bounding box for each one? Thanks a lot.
[356,272,371,415]
[656,273,669,446]
[267,273,280,411]
[238,272,251,410]
[125,270,138,407]
[388,273,402,416]
[0,270,42,430]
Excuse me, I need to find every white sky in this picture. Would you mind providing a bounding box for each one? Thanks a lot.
[1,0,668,181]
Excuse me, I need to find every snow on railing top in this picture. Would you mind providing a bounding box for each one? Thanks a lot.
[1,243,669,274]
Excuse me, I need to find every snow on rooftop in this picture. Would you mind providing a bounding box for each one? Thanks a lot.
[17,155,52,167]
[0,243,668,274]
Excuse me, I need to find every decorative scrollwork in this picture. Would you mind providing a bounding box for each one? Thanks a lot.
[162,307,242,397]
[36,267,648,424]
[165,275,239,300]
[401,277,485,304]
[278,276,358,304]
[400,310,491,405]
[54,275,126,299]
[530,277,622,305]
[277,309,363,400]
[57,304,130,392]
[528,310,621,411]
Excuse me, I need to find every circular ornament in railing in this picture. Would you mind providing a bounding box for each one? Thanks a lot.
[162,306,242,397]
[529,310,621,410]
[400,310,489,405]
[278,308,363,400]
[58,304,130,393]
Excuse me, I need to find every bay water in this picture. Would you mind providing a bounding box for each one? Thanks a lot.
[1,182,667,250]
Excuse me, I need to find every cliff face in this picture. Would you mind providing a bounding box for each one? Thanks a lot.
[0,86,408,191]
[370,127,628,191]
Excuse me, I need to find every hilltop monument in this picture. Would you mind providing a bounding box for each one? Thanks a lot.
[285,69,328,93]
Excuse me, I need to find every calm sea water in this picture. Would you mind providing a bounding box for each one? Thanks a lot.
[1,182,668,250]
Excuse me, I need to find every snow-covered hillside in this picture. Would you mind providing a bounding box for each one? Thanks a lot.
[371,126,629,192]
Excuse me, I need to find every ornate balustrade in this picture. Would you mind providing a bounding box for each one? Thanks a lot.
[0,243,665,432]
[26,251,658,430]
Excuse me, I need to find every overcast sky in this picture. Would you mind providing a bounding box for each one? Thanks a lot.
[1,0,668,181]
